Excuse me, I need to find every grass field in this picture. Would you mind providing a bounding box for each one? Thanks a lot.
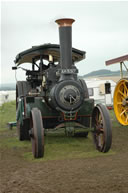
[0,101,127,161]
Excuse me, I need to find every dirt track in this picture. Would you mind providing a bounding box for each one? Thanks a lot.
[0,126,128,193]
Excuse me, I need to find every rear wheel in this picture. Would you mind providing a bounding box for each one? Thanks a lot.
[16,81,23,109]
[114,78,128,126]
[16,81,31,109]
[92,104,112,153]
[16,81,31,140]
[17,119,30,141]
[30,108,44,158]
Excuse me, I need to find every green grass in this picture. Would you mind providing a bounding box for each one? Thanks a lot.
[23,132,115,162]
[0,101,124,162]
[0,101,16,130]
[0,132,30,149]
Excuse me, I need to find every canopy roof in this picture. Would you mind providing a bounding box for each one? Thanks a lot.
[105,54,128,66]
[15,44,86,66]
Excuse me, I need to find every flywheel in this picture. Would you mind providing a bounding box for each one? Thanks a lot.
[114,78,128,126]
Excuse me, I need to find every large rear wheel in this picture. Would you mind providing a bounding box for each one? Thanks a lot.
[30,108,44,158]
[114,78,128,126]
[16,81,32,140]
[92,104,112,153]
[17,119,30,141]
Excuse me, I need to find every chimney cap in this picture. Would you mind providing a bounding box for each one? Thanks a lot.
[55,18,75,27]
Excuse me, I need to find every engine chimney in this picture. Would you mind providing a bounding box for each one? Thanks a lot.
[55,18,75,69]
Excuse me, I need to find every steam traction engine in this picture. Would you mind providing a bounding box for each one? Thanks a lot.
[13,19,112,158]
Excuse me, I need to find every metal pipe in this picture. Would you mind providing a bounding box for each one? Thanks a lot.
[120,62,123,78]
[55,18,75,69]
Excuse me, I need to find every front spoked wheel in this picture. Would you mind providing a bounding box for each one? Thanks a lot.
[92,104,112,153]
[30,108,44,158]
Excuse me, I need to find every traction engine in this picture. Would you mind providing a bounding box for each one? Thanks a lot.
[12,19,112,158]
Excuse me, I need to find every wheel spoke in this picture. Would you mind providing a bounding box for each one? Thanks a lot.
[95,111,99,126]
[96,112,99,122]
[120,95,124,101]
[98,135,102,147]
[119,90,126,98]
[100,127,104,132]
[117,102,122,105]
[123,82,128,94]
[120,109,127,117]
[99,113,102,122]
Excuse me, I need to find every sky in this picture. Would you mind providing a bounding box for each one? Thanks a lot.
[1,1,128,84]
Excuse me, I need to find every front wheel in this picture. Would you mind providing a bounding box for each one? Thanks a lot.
[92,104,112,153]
[30,108,44,158]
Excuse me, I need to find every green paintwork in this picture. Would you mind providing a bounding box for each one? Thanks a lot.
[25,97,60,118]
[16,98,24,125]
[78,98,94,116]
[17,97,94,129]
[25,97,94,118]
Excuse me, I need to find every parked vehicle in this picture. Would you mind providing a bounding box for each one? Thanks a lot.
[85,78,116,108]
[12,18,112,158]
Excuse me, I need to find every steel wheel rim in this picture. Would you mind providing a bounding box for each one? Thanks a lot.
[92,104,112,153]
[94,108,105,152]
[114,79,128,126]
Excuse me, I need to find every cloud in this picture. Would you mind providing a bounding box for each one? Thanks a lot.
[1,1,128,83]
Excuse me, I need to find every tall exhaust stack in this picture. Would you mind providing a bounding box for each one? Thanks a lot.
[55,18,75,69]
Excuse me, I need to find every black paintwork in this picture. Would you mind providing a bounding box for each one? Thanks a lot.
[14,44,85,65]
